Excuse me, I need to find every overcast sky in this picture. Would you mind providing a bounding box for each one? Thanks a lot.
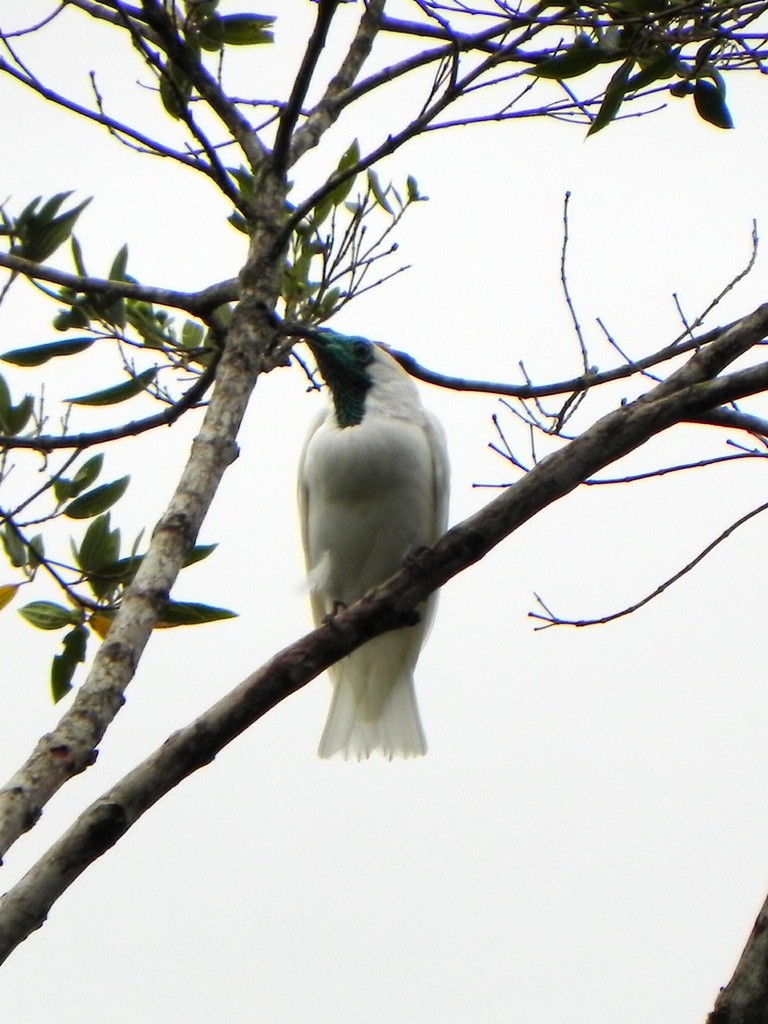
[2,2,768,1022]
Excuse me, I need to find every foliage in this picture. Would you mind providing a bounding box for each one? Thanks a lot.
[0,0,764,713]
[1,0,765,709]
[1,3,768,1008]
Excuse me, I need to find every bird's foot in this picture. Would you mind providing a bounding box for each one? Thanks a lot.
[322,600,347,632]
[403,545,432,572]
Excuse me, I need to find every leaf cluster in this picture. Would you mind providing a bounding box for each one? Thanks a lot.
[530,10,737,133]
[0,192,92,265]
[282,141,427,325]
[158,0,275,119]
[0,0,763,716]
[3,466,232,702]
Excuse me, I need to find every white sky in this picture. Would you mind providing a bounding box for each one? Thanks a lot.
[1,2,768,1022]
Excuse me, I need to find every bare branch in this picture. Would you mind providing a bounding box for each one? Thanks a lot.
[0,50,206,172]
[585,450,767,485]
[560,190,589,373]
[708,889,768,1022]
[530,498,768,629]
[386,322,723,397]
[288,0,387,166]
[273,0,342,173]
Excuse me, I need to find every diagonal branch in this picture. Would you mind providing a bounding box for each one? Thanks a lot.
[288,0,387,167]
[120,0,267,171]
[388,324,723,397]
[0,354,219,452]
[273,0,342,174]
[2,302,768,959]
[0,55,206,171]
[0,170,290,868]
[531,498,768,628]
[0,252,238,314]
[708,889,768,1021]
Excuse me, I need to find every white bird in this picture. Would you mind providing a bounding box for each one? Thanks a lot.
[298,329,449,760]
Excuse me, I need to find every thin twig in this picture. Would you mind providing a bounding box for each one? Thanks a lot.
[530,499,768,629]
[560,191,590,373]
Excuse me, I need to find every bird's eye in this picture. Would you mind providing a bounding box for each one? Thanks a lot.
[352,340,373,364]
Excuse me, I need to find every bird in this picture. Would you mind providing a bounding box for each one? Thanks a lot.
[297,328,449,760]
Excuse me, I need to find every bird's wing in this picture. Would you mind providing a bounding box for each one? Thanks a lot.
[297,408,328,627]
[424,409,450,541]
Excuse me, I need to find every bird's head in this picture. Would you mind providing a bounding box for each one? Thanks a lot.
[305,328,379,428]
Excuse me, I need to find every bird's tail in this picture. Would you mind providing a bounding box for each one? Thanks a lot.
[318,631,427,760]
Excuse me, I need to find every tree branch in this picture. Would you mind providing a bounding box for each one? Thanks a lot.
[0,354,219,452]
[708,890,768,1022]
[288,0,387,167]
[0,252,238,314]
[530,498,768,628]
[273,0,341,174]
[135,0,267,171]
[0,166,289,865]
[2,302,768,955]
[387,324,722,398]
[0,54,206,171]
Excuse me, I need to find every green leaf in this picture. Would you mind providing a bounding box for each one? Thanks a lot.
[64,476,130,519]
[228,211,250,235]
[96,294,126,330]
[157,600,237,627]
[126,303,171,347]
[14,196,42,232]
[27,534,44,571]
[0,374,9,425]
[1,337,95,367]
[587,57,635,136]
[669,80,694,98]
[231,164,257,202]
[53,304,91,332]
[36,191,73,224]
[1,522,27,568]
[160,63,192,119]
[0,392,34,435]
[186,0,220,20]
[181,320,205,349]
[91,553,142,588]
[406,175,423,203]
[367,169,393,214]
[71,235,88,276]
[199,13,275,46]
[109,243,129,281]
[77,513,121,574]
[184,543,218,566]
[531,37,603,79]
[54,475,77,504]
[95,542,217,590]
[59,453,105,505]
[693,79,733,129]
[51,624,89,702]
[18,198,92,263]
[20,600,79,630]
[327,139,361,208]
[310,287,342,319]
[197,20,225,50]
[72,453,104,494]
[628,50,679,90]
[67,367,157,406]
